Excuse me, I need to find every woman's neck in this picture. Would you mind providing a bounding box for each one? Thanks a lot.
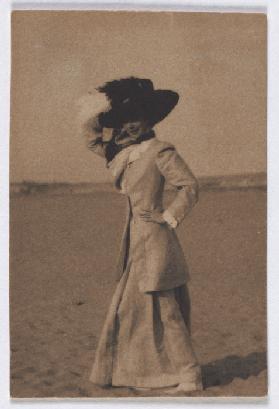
[105,129,155,163]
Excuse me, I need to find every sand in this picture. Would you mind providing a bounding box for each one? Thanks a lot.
[10,189,267,398]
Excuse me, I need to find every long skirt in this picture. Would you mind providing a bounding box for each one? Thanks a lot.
[90,221,202,389]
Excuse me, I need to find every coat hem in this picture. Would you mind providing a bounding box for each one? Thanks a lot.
[89,375,202,390]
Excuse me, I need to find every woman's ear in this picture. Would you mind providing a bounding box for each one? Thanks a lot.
[102,128,114,142]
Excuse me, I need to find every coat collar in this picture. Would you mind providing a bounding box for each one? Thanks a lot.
[108,137,156,189]
[127,137,155,164]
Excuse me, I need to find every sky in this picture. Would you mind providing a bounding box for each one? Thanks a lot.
[10,11,266,183]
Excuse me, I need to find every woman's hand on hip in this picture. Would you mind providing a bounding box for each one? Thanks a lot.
[139,209,165,224]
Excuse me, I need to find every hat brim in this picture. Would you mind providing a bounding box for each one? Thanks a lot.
[99,90,179,128]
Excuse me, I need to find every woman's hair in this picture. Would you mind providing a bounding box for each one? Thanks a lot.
[104,129,123,163]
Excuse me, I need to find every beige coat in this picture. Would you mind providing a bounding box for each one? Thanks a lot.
[84,124,199,292]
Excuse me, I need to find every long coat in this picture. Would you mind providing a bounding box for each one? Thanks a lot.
[84,122,199,292]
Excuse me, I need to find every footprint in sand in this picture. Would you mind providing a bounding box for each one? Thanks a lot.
[39,368,58,377]
[11,372,23,380]
[69,370,82,377]
[41,380,53,387]
[61,384,81,393]
[17,366,37,375]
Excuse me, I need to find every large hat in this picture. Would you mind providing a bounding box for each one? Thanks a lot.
[96,77,179,128]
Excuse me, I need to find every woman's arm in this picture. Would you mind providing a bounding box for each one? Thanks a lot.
[82,114,110,158]
[78,92,113,158]
[156,144,199,229]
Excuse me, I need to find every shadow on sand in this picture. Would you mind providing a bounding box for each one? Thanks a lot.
[202,351,267,388]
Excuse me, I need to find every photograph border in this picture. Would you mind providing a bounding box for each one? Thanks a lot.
[1,0,278,407]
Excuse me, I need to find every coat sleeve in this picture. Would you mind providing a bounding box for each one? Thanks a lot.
[155,144,199,228]
[82,114,110,158]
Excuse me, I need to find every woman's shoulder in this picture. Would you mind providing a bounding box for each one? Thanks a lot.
[150,138,181,168]
[151,138,176,154]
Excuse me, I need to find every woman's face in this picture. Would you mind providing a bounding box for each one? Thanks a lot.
[115,120,151,145]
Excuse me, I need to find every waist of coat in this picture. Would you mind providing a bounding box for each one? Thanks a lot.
[126,193,162,210]
[129,207,164,222]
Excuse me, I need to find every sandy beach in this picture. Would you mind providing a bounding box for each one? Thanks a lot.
[10,188,267,398]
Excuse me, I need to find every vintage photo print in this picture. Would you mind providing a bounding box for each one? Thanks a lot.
[10,10,267,398]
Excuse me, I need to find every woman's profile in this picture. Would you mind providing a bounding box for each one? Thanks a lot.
[81,77,203,394]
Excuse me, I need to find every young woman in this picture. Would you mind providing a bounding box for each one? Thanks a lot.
[81,77,203,394]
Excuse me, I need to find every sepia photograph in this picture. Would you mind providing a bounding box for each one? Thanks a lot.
[9,10,267,398]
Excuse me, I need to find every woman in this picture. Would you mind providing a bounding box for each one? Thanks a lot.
[81,77,203,394]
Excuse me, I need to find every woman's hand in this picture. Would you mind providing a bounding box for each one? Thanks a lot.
[139,209,166,224]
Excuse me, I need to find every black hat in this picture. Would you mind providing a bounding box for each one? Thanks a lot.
[96,77,179,128]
